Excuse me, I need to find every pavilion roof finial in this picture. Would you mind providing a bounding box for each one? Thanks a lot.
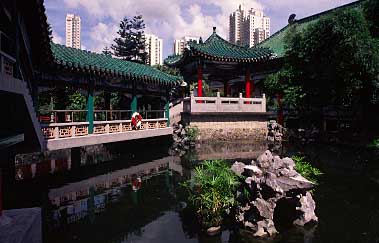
[213,27,216,33]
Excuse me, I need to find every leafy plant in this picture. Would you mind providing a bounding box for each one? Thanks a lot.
[185,126,200,142]
[183,160,240,228]
[368,138,379,148]
[67,91,86,110]
[292,155,323,184]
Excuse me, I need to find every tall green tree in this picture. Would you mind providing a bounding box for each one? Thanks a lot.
[111,15,147,63]
[363,0,379,38]
[265,8,379,115]
[102,46,112,56]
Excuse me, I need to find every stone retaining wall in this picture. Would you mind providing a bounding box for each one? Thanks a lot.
[182,112,268,142]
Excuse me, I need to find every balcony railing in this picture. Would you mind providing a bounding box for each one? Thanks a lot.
[183,92,266,113]
[39,110,166,124]
[40,118,168,140]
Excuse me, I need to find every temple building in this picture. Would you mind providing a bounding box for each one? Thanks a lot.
[165,27,275,99]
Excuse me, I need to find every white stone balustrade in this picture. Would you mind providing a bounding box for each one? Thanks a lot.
[183,92,266,113]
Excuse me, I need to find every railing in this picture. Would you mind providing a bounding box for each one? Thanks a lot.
[40,118,168,140]
[183,92,266,113]
[39,110,165,124]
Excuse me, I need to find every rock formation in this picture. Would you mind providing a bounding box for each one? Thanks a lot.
[169,123,194,156]
[267,120,284,143]
[231,150,318,237]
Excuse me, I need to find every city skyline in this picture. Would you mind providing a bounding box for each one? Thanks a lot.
[46,0,356,58]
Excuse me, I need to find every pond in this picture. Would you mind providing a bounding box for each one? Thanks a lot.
[4,139,379,243]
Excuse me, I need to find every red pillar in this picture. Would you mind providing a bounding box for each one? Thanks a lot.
[197,65,203,97]
[224,81,229,97]
[245,69,251,98]
[277,93,284,125]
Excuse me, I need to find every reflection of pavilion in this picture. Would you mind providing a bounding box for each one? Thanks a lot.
[48,156,182,225]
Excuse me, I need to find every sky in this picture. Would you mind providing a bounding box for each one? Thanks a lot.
[45,0,356,58]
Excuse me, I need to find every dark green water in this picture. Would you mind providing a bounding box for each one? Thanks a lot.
[5,141,379,243]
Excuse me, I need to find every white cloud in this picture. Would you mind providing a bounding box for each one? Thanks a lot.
[88,22,118,52]
[52,30,64,44]
[51,0,355,56]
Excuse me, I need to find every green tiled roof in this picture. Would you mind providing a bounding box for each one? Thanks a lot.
[258,1,362,57]
[51,43,182,85]
[165,28,273,66]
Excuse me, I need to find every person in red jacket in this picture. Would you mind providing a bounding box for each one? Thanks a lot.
[131,112,143,130]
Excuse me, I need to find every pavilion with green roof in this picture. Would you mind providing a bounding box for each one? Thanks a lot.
[165,27,273,98]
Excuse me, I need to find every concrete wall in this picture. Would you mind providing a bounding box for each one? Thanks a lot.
[182,112,268,142]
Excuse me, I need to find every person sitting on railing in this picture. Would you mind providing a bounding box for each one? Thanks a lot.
[131,112,143,130]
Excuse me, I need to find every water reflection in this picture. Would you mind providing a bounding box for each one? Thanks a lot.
[6,141,379,243]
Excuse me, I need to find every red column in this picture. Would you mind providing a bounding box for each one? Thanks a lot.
[224,81,229,97]
[245,69,251,98]
[197,65,203,97]
[277,93,284,125]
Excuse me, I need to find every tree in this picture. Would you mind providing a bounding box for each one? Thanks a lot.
[267,9,379,106]
[264,8,379,127]
[102,46,112,56]
[152,64,180,76]
[111,15,148,63]
[363,0,379,38]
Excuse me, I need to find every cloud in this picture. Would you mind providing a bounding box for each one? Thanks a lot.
[88,22,118,52]
[46,0,356,57]
[52,30,64,44]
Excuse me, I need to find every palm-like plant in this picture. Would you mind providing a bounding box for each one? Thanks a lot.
[184,160,240,228]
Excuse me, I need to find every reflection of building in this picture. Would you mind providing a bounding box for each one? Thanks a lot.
[145,34,163,66]
[174,36,200,55]
[66,13,81,49]
[15,159,71,180]
[229,5,270,47]
[48,156,182,226]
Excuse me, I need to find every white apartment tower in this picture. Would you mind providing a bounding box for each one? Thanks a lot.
[145,34,163,66]
[229,5,244,45]
[66,14,81,49]
[229,6,270,47]
[173,36,200,55]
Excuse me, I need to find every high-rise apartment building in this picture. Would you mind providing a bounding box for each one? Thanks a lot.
[229,6,270,47]
[145,34,163,66]
[66,14,81,49]
[229,5,244,45]
[173,36,200,55]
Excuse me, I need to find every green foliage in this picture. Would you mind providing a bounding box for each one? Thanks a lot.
[67,91,86,110]
[368,138,379,148]
[264,68,305,109]
[38,104,52,115]
[185,126,199,141]
[183,160,240,227]
[112,15,148,63]
[292,155,323,184]
[363,0,379,38]
[102,46,112,56]
[267,7,379,114]
[153,65,180,76]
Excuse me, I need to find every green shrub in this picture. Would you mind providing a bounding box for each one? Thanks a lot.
[292,155,323,184]
[183,160,240,228]
[368,138,379,148]
[185,126,200,141]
